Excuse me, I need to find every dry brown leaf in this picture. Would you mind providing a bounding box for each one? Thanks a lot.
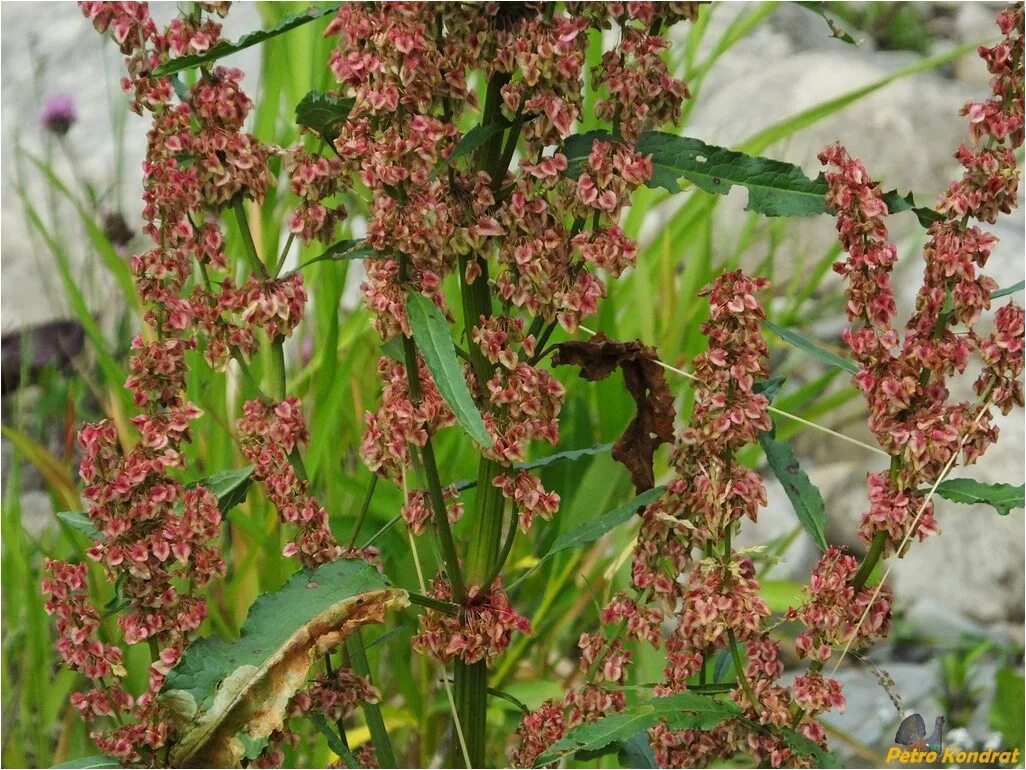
[553,333,676,491]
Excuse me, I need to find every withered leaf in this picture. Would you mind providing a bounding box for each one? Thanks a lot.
[161,559,408,768]
[554,333,676,492]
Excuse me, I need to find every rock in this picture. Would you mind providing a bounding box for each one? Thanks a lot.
[902,597,1012,647]
[18,490,55,539]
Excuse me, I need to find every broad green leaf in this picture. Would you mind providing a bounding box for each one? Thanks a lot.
[188,466,254,515]
[295,90,355,142]
[161,559,408,767]
[51,756,121,769]
[563,131,937,222]
[933,479,1024,516]
[992,280,1025,300]
[779,728,840,768]
[535,692,741,765]
[405,292,494,448]
[990,667,1025,748]
[759,432,829,552]
[55,511,102,541]
[763,320,859,375]
[454,442,614,491]
[153,5,340,76]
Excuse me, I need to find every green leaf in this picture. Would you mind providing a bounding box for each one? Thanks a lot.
[55,511,102,541]
[454,442,614,491]
[308,713,360,768]
[152,5,340,76]
[759,432,829,552]
[990,667,1025,748]
[405,293,494,448]
[617,732,658,768]
[295,90,355,142]
[51,757,121,769]
[779,728,840,768]
[992,279,1025,300]
[161,559,408,767]
[933,479,1025,516]
[563,131,939,224]
[440,119,509,171]
[189,466,254,514]
[546,485,665,559]
[291,239,377,275]
[763,320,859,375]
[535,692,741,766]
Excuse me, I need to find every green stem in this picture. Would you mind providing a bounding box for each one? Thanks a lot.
[347,475,379,549]
[232,197,268,279]
[851,531,886,590]
[347,632,397,768]
[727,629,759,715]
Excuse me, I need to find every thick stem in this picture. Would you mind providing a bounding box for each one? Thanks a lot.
[347,632,398,768]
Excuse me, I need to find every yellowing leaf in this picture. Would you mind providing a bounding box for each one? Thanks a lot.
[161,560,408,767]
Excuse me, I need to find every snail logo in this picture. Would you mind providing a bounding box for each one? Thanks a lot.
[885,713,1021,765]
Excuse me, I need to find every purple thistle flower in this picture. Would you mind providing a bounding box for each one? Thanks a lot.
[40,93,77,135]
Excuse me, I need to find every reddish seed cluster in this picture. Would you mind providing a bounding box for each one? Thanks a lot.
[401,486,464,536]
[360,356,457,481]
[821,3,1023,557]
[792,547,892,664]
[413,578,531,667]
[238,398,342,568]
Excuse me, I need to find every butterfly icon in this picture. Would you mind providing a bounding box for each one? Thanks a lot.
[894,713,946,752]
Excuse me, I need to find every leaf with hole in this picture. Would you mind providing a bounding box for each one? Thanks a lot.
[760,431,829,552]
[932,479,1024,516]
[406,292,493,448]
[160,559,407,767]
[153,5,340,75]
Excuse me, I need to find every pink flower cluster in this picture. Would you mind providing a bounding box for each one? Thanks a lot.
[238,398,342,568]
[413,578,531,667]
[821,3,1023,556]
[792,547,892,664]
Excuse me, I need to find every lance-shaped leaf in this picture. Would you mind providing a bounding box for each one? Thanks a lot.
[562,131,939,224]
[454,443,614,491]
[51,757,121,769]
[56,511,103,541]
[535,692,741,766]
[508,486,664,591]
[992,279,1025,300]
[153,5,340,76]
[763,320,859,375]
[932,479,1024,516]
[406,292,494,448]
[295,90,355,143]
[160,559,408,767]
[759,431,829,552]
